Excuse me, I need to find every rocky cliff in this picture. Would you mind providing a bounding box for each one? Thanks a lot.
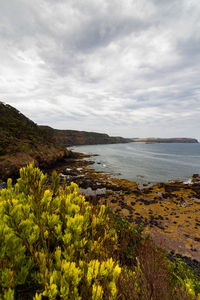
[39,126,132,146]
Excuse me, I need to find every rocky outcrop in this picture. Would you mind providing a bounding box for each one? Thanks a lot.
[132,138,199,143]
[0,146,75,181]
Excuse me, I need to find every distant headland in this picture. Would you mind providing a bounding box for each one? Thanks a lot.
[132,138,199,143]
[0,101,131,179]
[39,125,132,146]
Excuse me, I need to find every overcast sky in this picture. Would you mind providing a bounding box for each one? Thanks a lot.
[0,0,200,139]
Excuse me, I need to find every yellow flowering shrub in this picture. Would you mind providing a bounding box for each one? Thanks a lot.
[0,163,121,299]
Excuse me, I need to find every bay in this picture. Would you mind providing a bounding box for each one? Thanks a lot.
[72,142,200,183]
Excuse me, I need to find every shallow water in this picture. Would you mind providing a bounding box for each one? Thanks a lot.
[72,142,200,183]
[78,187,108,197]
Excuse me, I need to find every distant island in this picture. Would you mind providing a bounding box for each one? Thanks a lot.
[132,138,199,143]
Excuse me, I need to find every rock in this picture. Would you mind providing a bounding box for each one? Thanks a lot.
[59,173,67,178]
[193,174,200,178]
[0,180,6,190]
[64,169,78,176]
[169,254,200,276]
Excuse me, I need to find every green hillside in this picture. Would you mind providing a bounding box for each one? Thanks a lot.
[0,102,67,179]
[0,102,56,156]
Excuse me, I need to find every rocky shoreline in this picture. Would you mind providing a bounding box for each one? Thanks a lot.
[1,151,200,275]
[0,148,75,181]
[45,152,200,274]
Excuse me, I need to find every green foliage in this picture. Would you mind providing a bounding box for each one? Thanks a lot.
[118,238,200,300]
[0,162,200,299]
[171,258,200,298]
[0,163,121,299]
[107,210,143,265]
[0,102,58,156]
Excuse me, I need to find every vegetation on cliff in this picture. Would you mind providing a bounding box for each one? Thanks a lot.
[0,101,130,179]
[40,126,132,146]
[0,163,200,299]
[0,102,55,156]
[0,102,69,180]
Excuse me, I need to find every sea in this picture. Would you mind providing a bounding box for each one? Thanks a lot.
[72,142,200,184]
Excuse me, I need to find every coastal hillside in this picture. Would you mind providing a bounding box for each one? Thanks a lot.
[0,102,130,179]
[39,126,132,146]
[0,102,69,179]
[132,137,199,143]
[0,102,55,155]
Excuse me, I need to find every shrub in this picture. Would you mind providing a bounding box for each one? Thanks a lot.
[0,163,121,299]
[171,258,200,298]
[107,210,143,266]
[117,239,174,299]
[0,163,200,300]
[117,239,200,300]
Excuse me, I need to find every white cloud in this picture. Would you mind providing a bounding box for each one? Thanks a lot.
[0,0,200,139]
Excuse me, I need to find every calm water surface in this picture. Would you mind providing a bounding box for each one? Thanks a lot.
[72,143,200,183]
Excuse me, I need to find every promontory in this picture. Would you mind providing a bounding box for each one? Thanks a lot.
[132,138,199,143]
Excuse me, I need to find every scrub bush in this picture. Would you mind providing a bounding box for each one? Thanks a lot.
[0,163,200,300]
[0,163,121,299]
[117,239,200,300]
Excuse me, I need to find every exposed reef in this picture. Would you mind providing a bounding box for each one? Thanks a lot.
[48,156,200,265]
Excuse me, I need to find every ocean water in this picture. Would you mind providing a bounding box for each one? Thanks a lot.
[72,142,200,183]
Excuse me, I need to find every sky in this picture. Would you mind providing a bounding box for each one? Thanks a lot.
[0,0,200,139]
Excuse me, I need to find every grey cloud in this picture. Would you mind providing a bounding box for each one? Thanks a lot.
[0,0,200,139]
[177,36,200,60]
[67,16,150,53]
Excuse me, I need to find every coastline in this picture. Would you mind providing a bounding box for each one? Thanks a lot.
[71,142,200,185]
[46,151,200,270]
[1,149,200,274]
